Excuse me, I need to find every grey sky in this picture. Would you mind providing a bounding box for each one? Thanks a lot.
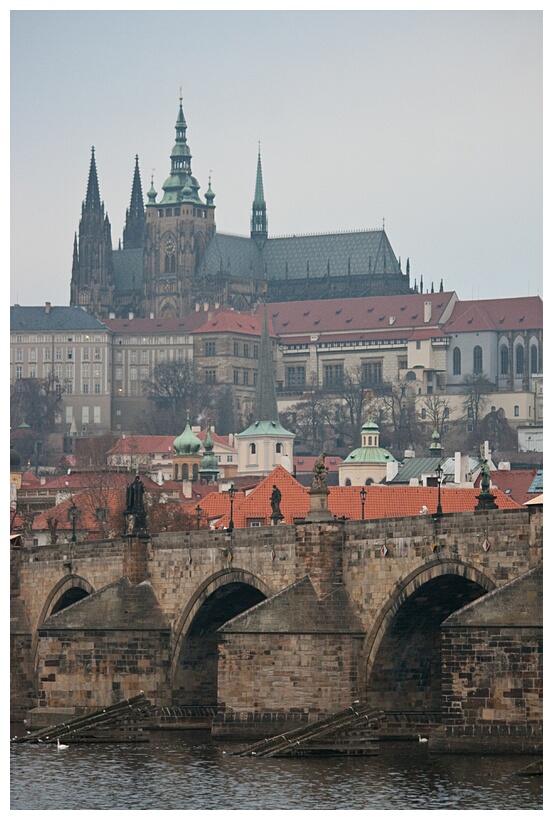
[10,10,542,306]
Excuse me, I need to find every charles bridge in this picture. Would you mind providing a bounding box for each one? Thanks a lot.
[11,505,542,749]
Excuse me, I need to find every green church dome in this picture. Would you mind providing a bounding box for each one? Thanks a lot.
[173,416,201,455]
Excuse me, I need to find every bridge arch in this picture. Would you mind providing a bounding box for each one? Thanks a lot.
[171,568,272,706]
[362,559,495,713]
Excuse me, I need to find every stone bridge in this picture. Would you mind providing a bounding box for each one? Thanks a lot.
[11,506,542,736]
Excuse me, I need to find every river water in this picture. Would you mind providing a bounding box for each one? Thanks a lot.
[10,729,542,811]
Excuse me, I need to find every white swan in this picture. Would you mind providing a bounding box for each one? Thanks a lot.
[57,738,69,750]
[418,735,428,743]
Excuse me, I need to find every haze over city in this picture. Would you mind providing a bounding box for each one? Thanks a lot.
[10,9,542,307]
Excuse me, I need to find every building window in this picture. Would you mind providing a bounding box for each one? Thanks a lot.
[276,443,282,453]
[226,455,233,463]
[473,345,483,375]
[82,407,89,424]
[515,344,524,376]
[204,341,216,357]
[29,348,37,362]
[243,370,249,385]
[130,367,137,381]
[55,348,62,361]
[140,367,149,381]
[94,407,101,424]
[29,365,37,378]
[54,364,62,379]
[130,350,138,363]
[205,369,217,384]
[140,350,148,363]
[83,347,90,361]
[253,344,259,359]
[94,383,101,394]
[323,363,344,387]
[398,359,408,370]
[43,348,51,361]
[233,370,239,384]
[250,443,256,455]
[243,343,250,358]
[82,383,89,394]
[362,361,382,385]
[286,366,306,389]
[514,405,520,417]
[500,345,509,376]
[15,365,22,379]
[530,345,538,374]
[421,408,427,419]
[66,382,73,394]
[416,340,421,350]
[453,347,461,375]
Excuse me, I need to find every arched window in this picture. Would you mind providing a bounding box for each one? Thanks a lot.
[453,347,461,375]
[530,345,538,374]
[276,443,282,453]
[473,345,483,375]
[182,464,189,480]
[345,478,352,486]
[174,464,179,480]
[515,345,524,376]
[500,345,509,376]
[421,408,427,419]
[365,478,373,486]
[250,443,256,455]
[514,405,520,417]
[367,436,373,445]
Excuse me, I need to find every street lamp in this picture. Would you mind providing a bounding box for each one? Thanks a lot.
[435,464,443,517]
[68,501,80,543]
[196,504,202,530]
[360,487,367,520]
[228,485,236,533]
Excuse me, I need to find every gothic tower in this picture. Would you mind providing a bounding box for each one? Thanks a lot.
[70,147,115,317]
[251,144,268,247]
[143,94,216,318]
[123,155,145,250]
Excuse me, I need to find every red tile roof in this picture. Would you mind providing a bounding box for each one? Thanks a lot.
[294,456,342,473]
[195,467,521,529]
[444,296,542,333]
[104,314,207,333]
[260,292,457,336]
[191,310,273,337]
[490,469,540,506]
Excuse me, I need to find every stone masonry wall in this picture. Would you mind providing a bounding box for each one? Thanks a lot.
[436,625,542,753]
[36,628,172,710]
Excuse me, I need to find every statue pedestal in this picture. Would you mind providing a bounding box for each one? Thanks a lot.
[271,513,284,526]
[475,491,498,511]
[303,487,334,523]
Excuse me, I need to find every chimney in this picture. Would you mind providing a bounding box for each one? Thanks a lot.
[150,313,154,319]
[109,312,115,319]
[45,302,51,314]
[424,301,432,323]
[128,312,134,320]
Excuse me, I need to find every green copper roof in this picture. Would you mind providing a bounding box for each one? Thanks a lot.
[236,419,295,439]
[361,418,380,432]
[429,428,443,452]
[200,426,219,476]
[253,146,265,207]
[173,416,201,455]
[158,98,204,207]
[343,446,396,464]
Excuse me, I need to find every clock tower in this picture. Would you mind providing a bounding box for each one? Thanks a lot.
[143,94,216,318]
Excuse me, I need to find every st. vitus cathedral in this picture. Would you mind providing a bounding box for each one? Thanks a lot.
[70,96,417,320]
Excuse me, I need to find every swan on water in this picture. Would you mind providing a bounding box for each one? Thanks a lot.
[418,735,428,743]
[57,739,69,750]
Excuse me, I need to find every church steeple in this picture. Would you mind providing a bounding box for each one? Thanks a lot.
[160,93,202,205]
[251,144,268,245]
[70,147,114,316]
[123,155,145,249]
[85,146,101,211]
[254,306,279,422]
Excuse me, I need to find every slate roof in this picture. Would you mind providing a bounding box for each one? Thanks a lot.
[10,306,109,332]
[444,296,543,333]
[528,470,543,494]
[390,456,443,484]
[112,248,143,293]
[201,228,402,281]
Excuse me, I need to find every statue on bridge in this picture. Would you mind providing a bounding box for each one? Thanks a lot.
[125,475,147,536]
[312,452,328,491]
[270,485,284,524]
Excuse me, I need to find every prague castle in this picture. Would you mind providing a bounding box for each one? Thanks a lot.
[70,95,413,321]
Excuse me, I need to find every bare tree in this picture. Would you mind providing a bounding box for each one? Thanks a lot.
[421,393,452,440]
[10,375,64,434]
[461,373,495,446]
[281,378,329,453]
[141,361,211,435]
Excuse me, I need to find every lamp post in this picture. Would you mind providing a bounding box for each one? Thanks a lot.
[196,504,202,530]
[68,501,79,543]
[228,485,236,533]
[435,464,443,517]
[360,487,367,520]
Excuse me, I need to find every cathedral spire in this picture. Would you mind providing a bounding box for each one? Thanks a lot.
[160,94,202,205]
[85,146,101,211]
[254,306,279,422]
[251,143,268,244]
[123,155,145,249]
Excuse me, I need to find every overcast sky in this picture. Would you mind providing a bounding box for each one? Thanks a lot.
[10,9,542,306]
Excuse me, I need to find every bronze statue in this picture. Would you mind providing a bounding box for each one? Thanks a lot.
[125,475,146,535]
[270,485,282,518]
